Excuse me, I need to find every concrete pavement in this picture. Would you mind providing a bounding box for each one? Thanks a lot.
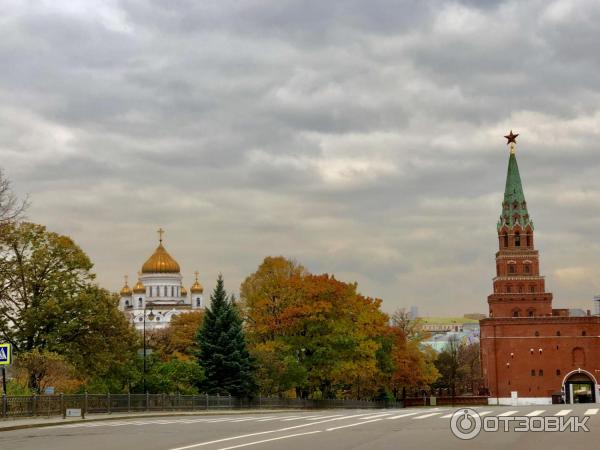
[1,406,598,450]
[0,409,291,432]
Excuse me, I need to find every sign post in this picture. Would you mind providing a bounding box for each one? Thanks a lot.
[0,343,12,395]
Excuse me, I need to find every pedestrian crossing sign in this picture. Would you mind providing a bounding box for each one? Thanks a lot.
[0,343,11,365]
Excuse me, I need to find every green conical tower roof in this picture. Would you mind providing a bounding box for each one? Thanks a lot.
[498,149,533,230]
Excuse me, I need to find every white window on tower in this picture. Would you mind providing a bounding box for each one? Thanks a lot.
[196,298,201,307]
[171,286,174,297]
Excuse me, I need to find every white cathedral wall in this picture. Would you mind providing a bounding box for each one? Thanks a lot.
[119,271,204,329]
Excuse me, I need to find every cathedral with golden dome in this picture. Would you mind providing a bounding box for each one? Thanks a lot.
[118,228,204,331]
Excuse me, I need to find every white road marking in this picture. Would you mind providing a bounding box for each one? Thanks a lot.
[227,417,264,422]
[168,413,375,450]
[105,421,147,426]
[326,418,383,431]
[215,431,322,450]
[386,412,420,419]
[205,418,239,422]
[526,410,545,417]
[358,413,391,420]
[305,414,342,420]
[585,408,599,416]
[281,416,319,421]
[497,411,518,417]
[555,410,572,416]
[413,412,442,420]
[291,414,325,420]
[440,410,493,419]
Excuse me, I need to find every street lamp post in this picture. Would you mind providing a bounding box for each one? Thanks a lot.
[142,303,155,394]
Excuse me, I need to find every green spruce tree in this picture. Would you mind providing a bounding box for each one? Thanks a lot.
[196,274,257,397]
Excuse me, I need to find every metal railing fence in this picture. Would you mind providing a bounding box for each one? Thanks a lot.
[1,394,402,419]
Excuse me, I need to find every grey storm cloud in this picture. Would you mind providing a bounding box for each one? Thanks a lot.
[2,0,600,316]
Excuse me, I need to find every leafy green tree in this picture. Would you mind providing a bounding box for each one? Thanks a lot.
[196,274,257,397]
[14,349,81,394]
[251,340,307,396]
[147,358,205,394]
[0,222,138,391]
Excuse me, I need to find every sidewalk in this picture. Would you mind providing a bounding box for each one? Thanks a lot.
[0,409,290,432]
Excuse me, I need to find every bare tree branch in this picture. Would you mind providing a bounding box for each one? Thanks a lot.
[0,168,28,226]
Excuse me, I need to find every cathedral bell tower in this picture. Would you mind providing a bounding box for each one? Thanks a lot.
[487,132,553,318]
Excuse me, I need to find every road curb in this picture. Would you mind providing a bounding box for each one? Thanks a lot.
[0,409,293,432]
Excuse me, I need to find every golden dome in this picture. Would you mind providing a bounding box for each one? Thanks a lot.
[180,285,188,296]
[133,275,146,294]
[120,276,132,297]
[191,271,204,294]
[141,229,181,274]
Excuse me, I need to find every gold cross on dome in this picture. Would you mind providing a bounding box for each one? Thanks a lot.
[124,274,128,284]
[157,227,165,243]
[194,270,199,281]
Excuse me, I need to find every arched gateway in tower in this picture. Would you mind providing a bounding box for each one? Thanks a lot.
[118,229,205,331]
[479,132,600,406]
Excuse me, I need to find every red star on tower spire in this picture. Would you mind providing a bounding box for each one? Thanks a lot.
[504,130,519,145]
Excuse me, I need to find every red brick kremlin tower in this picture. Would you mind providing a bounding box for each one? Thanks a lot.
[480,132,600,406]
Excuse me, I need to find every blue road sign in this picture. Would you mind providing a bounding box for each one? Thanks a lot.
[0,343,11,365]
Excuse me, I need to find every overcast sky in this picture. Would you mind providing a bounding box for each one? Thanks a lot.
[2,0,600,316]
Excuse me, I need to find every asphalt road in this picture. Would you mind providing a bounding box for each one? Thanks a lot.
[1,405,599,450]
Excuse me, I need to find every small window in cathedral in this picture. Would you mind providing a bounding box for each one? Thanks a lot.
[509,265,515,274]
[524,264,530,273]
[535,331,540,336]
[512,310,519,317]
[539,369,543,376]
[526,235,532,246]
[556,369,561,376]
[503,234,509,247]
[556,331,561,336]
[507,286,512,293]
[528,310,534,317]
[515,233,521,247]
[156,317,161,321]
[531,370,535,376]
[196,298,201,307]
[530,286,535,293]
[125,300,129,306]
[582,331,587,336]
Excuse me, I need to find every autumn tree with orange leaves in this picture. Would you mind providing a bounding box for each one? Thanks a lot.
[240,256,437,400]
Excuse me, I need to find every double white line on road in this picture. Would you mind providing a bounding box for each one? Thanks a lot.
[168,413,376,450]
[215,431,323,450]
